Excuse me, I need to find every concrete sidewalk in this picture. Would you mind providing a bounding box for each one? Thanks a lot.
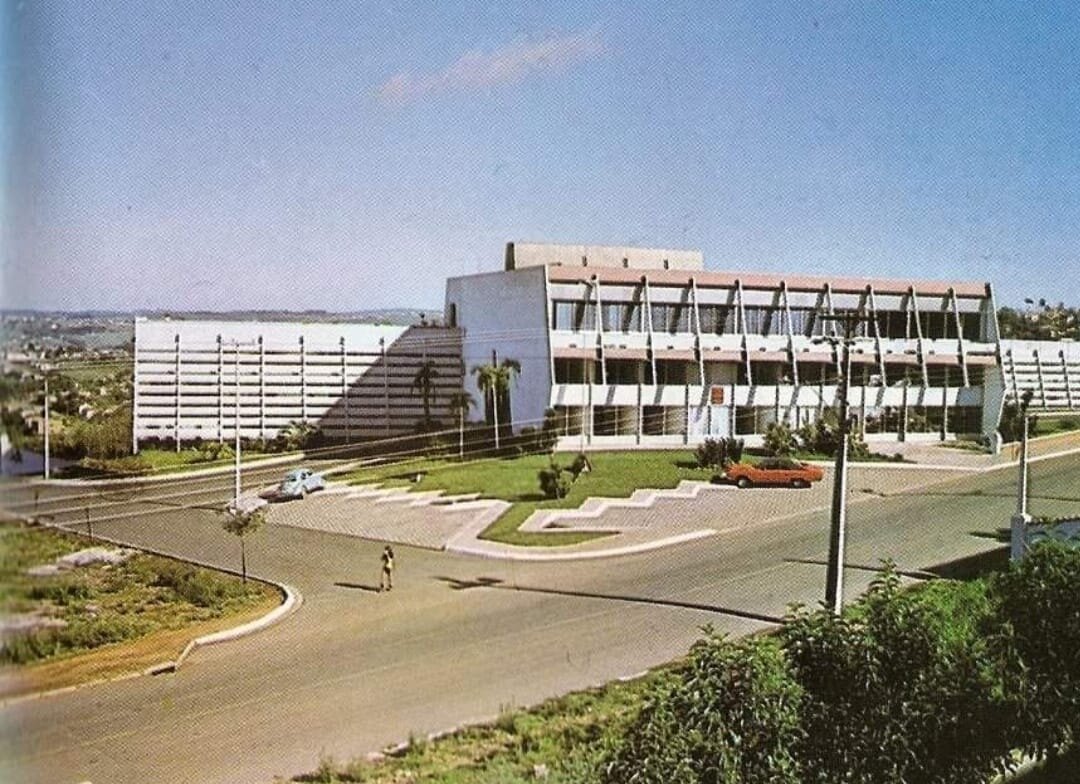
[257,430,1080,563]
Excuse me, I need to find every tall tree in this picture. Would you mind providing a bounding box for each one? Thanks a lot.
[221,505,266,583]
[279,420,319,452]
[998,300,1080,340]
[411,360,441,427]
[447,390,475,459]
[470,358,521,451]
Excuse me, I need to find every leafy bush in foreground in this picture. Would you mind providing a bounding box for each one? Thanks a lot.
[602,547,1080,784]
[990,541,1080,755]
[605,635,803,784]
[781,570,1009,784]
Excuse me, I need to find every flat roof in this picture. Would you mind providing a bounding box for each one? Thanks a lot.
[547,264,987,298]
[507,242,703,271]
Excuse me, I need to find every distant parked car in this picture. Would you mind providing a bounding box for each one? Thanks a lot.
[722,459,824,489]
[276,468,325,500]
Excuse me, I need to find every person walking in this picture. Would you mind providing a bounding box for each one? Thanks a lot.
[380,545,395,592]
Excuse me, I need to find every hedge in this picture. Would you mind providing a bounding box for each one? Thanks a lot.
[600,543,1080,783]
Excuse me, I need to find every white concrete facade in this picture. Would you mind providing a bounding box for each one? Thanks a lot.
[444,266,553,433]
[133,319,462,447]
[447,242,1069,450]
[1000,339,1080,411]
[134,243,1079,453]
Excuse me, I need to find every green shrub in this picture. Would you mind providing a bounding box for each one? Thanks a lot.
[990,541,1080,756]
[27,580,92,605]
[1,616,143,665]
[796,408,871,458]
[538,462,573,499]
[605,634,803,784]
[569,453,591,478]
[149,560,247,608]
[196,441,234,462]
[763,422,797,456]
[696,437,745,468]
[781,567,1009,784]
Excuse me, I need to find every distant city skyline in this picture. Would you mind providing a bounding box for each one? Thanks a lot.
[4,1,1078,311]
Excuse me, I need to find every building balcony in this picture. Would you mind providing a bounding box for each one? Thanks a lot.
[550,382,983,410]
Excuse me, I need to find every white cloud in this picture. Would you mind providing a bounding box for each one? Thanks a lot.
[377,29,605,106]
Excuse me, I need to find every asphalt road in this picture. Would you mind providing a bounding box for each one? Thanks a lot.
[2,453,1078,784]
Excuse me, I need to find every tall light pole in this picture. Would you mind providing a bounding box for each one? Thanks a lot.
[1016,389,1034,517]
[233,340,242,508]
[815,311,870,615]
[42,367,51,480]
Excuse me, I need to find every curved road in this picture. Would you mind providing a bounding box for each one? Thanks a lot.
[2,453,1077,783]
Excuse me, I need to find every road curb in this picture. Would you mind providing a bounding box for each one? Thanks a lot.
[154,581,301,674]
[31,453,301,487]
[446,529,718,561]
[0,516,303,704]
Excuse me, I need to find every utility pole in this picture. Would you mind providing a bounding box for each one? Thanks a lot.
[580,355,587,453]
[43,368,50,480]
[1016,390,1033,516]
[815,312,869,615]
[826,337,853,615]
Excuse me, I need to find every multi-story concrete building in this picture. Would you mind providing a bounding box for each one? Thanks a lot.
[133,242,1078,451]
[446,242,1069,449]
[132,319,462,448]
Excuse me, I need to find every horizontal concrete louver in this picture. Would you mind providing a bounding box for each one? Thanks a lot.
[1000,340,1080,411]
[133,321,464,443]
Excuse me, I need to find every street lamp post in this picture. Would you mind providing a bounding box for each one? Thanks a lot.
[42,369,51,480]
[233,341,242,509]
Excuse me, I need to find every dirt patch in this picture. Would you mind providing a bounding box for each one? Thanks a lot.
[0,591,280,699]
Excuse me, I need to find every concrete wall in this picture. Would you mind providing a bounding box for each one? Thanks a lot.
[444,266,552,432]
[507,242,703,272]
[133,319,462,445]
[1012,514,1080,560]
[1000,339,1080,411]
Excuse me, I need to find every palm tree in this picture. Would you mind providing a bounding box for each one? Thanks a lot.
[470,358,521,451]
[279,420,319,452]
[411,360,441,427]
[447,390,476,459]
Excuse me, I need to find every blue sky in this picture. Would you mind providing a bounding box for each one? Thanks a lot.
[4,1,1078,311]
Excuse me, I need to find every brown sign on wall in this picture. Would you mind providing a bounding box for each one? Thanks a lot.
[710,386,725,405]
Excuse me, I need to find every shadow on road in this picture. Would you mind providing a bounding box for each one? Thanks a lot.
[969,528,1011,543]
[434,576,784,625]
[924,547,1009,580]
[889,489,1080,503]
[334,582,382,593]
[782,558,937,581]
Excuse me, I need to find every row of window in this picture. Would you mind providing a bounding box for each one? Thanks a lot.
[550,300,984,341]
[732,406,983,435]
[547,404,984,437]
[553,358,984,387]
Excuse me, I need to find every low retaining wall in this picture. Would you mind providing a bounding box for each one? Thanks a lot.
[1011,514,1080,560]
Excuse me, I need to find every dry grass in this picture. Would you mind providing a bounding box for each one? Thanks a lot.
[2,591,280,698]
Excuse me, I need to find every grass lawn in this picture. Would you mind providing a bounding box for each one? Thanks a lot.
[344,450,717,546]
[937,440,990,452]
[287,669,661,783]
[0,520,279,695]
[1034,413,1080,437]
[59,446,283,479]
